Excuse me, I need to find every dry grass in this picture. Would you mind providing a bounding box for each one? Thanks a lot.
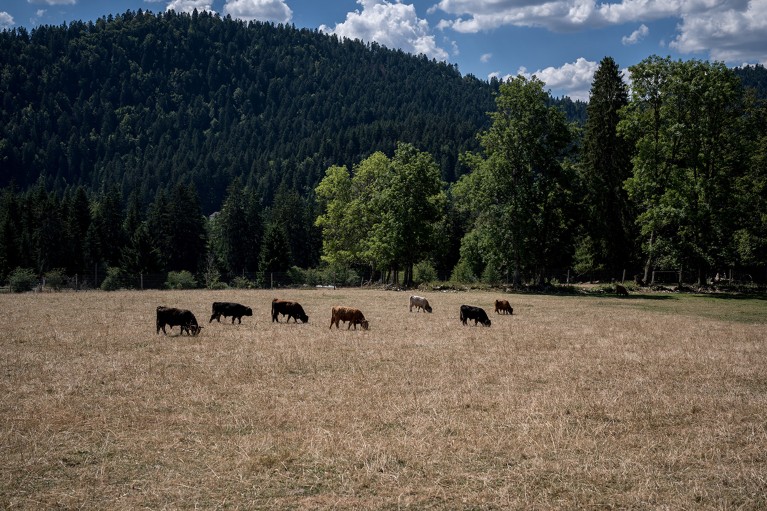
[1,288,765,509]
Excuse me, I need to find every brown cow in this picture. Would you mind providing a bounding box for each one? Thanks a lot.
[616,284,629,297]
[494,299,513,315]
[330,306,369,330]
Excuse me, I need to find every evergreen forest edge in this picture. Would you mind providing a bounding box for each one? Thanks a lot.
[1,10,766,291]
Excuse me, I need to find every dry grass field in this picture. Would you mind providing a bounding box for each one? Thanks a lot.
[1,288,766,509]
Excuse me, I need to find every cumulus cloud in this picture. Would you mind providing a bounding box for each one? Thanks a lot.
[433,0,766,64]
[0,11,14,29]
[671,1,767,64]
[514,57,598,101]
[622,23,648,45]
[480,52,492,63]
[223,0,292,23]
[165,0,216,14]
[320,0,449,61]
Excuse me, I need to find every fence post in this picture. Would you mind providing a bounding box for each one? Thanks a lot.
[622,269,626,283]
[140,272,143,290]
[270,272,273,289]
[651,271,656,285]
[566,269,570,285]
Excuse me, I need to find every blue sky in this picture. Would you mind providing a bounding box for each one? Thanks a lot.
[1,0,766,101]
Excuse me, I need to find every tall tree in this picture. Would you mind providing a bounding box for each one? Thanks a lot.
[315,143,445,285]
[452,76,573,286]
[620,57,747,283]
[579,57,636,273]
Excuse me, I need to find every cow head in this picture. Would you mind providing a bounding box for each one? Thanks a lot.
[425,305,433,313]
[191,325,203,336]
[300,314,309,323]
[360,319,369,330]
[482,319,491,327]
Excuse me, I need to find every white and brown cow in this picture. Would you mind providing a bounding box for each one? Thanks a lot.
[409,295,433,313]
[329,306,369,330]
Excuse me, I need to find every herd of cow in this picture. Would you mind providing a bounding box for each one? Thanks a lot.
[155,295,515,336]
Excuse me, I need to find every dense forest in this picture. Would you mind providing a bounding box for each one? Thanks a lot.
[1,10,765,290]
[0,9,585,210]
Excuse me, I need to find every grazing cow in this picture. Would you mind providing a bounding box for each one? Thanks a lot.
[330,306,369,330]
[209,302,253,324]
[272,299,309,323]
[494,299,513,315]
[460,305,491,327]
[156,306,202,336]
[616,284,629,297]
[409,295,433,313]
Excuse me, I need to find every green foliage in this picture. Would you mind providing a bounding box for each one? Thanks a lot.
[579,57,636,271]
[450,259,478,284]
[165,270,198,290]
[8,267,38,293]
[453,76,574,287]
[620,57,751,280]
[315,143,446,286]
[100,267,127,291]
[0,10,510,207]
[413,261,437,284]
[573,235,604,276]
[230,276,254,289]
[44,268,66,291]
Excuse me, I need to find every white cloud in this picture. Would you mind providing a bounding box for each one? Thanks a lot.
[434,0,766,65]
[320,0,449,61]
[165,0,216,14]
[223,0,292,23]
[622,23,648,45]
[480,52,492,63]
[0,11,14,29]
[515,57,598,101]
[671,1,767,64]
[27,0,76,5]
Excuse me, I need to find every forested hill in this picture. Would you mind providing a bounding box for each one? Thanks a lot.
[0,9,584,212]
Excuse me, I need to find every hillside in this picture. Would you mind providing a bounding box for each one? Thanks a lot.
[0,10,491,211]
[0,10,590,212]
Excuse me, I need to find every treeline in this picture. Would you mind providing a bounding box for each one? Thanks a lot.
[0,9,585,213]
[1,11,766,289]
[313,58,767,287]
[0,178,319,288]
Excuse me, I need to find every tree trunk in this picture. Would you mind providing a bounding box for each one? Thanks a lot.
[642,231,654,284]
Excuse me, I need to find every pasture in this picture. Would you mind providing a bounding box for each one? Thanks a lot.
[1,288,766,509]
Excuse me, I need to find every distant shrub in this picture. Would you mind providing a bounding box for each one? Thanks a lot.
[230,276,253,289]
[165,270,198,290]
[450,259,477,283]
[414,261,437,284]
[101,267,127,291]
[44,268,66,291]
[8,267,38,293]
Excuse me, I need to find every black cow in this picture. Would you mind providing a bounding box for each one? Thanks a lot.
[156,306,202,336]
[460,304,491,327]
[272,299,309,323]
[209,302,253,324]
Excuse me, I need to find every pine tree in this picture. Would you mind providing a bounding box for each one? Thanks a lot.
[579,57,636,274]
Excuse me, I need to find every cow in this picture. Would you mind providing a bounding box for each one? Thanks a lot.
[209,302,252,324]
[409,295,432,313]
[272,299,309,323]
[330,306,369,330]
[460,305,491,327]
[616,284,629,297]
[494,299,513,315]
[156,306,202,336]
